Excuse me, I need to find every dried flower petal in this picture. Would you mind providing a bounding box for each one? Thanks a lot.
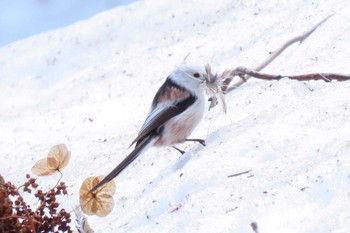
[31,158,57,176]
[31,144,71,176]
[79,176,116,217]
[47,144,71,170]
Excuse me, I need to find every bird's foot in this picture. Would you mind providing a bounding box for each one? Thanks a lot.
[173,146,185,155]
[173,139,206,155]
[185,139,206,146]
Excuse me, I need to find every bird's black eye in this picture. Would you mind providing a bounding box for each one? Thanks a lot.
[193,72,200,78]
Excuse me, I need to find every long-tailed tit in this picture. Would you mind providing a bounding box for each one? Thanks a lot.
[90,65,208,192]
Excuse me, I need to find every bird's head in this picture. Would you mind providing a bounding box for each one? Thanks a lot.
[168,65,207,94]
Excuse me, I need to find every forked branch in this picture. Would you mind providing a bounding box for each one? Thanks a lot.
[222,14,335,93]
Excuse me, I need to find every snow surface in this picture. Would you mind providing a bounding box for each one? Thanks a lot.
[1,0,350,232]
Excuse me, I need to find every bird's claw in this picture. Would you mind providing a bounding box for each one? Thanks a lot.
[185,139,206,146]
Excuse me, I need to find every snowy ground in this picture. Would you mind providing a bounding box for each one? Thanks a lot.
[1,0,350,232]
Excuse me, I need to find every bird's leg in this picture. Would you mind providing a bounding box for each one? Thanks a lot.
[173,139,206,155]
[173,146,185,155]
[185,139,206,146]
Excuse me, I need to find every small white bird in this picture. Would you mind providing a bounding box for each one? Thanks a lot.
[90,65,208,192]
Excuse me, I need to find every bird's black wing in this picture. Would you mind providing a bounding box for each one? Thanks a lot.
[130,79,196,147]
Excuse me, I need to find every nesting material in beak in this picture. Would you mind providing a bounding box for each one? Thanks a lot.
[204,64,230,113]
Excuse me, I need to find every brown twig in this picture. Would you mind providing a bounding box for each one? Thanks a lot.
[232,66,350,82]
[34,170,63,214]
[223,14,334,93]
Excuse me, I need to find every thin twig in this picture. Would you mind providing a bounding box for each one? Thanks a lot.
[35,170,63,213]
[227,170,251,178]
[183,52,191,62]
[223,14,334,93]
[232,66,350,82]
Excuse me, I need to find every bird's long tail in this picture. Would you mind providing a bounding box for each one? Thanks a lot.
[90,135,156,193]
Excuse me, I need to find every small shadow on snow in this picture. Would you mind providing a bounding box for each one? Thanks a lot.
[172,152,192,171]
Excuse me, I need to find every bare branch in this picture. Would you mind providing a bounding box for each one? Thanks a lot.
[183,52,191,63]
[223,14,334,93]
[232,66,350,82]
[255,13,334,72]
